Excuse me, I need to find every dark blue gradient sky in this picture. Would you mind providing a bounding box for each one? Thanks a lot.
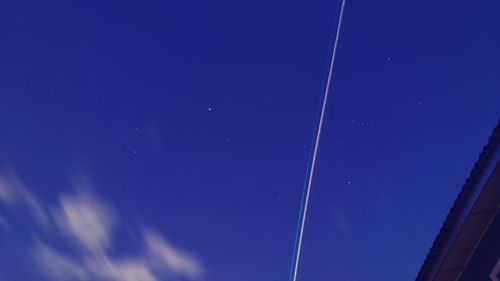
[0,0,499,280]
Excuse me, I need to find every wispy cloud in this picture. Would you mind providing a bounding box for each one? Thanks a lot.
[33,241,90,280]
[331,206,351,235]
[0,169,49,226]
[145,230,204,279]
[53,192,117,252]
[0,215,8,229]
[146,123,167,154]
[0,168,205,281]
[86,256,158,281]
[33,240,159,281]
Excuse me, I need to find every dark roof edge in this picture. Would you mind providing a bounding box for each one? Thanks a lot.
[415,119,500,281]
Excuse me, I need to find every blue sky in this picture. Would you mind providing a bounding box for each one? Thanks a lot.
[0,0,499,280]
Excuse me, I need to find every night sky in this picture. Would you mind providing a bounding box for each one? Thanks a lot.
[0,0,499,281]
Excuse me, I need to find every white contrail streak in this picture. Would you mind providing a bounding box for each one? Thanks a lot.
[291,1,347,281]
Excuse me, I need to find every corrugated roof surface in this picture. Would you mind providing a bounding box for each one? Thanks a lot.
[415,119,500,281]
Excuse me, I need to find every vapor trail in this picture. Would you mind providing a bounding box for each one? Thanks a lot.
[290,1,347,281]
